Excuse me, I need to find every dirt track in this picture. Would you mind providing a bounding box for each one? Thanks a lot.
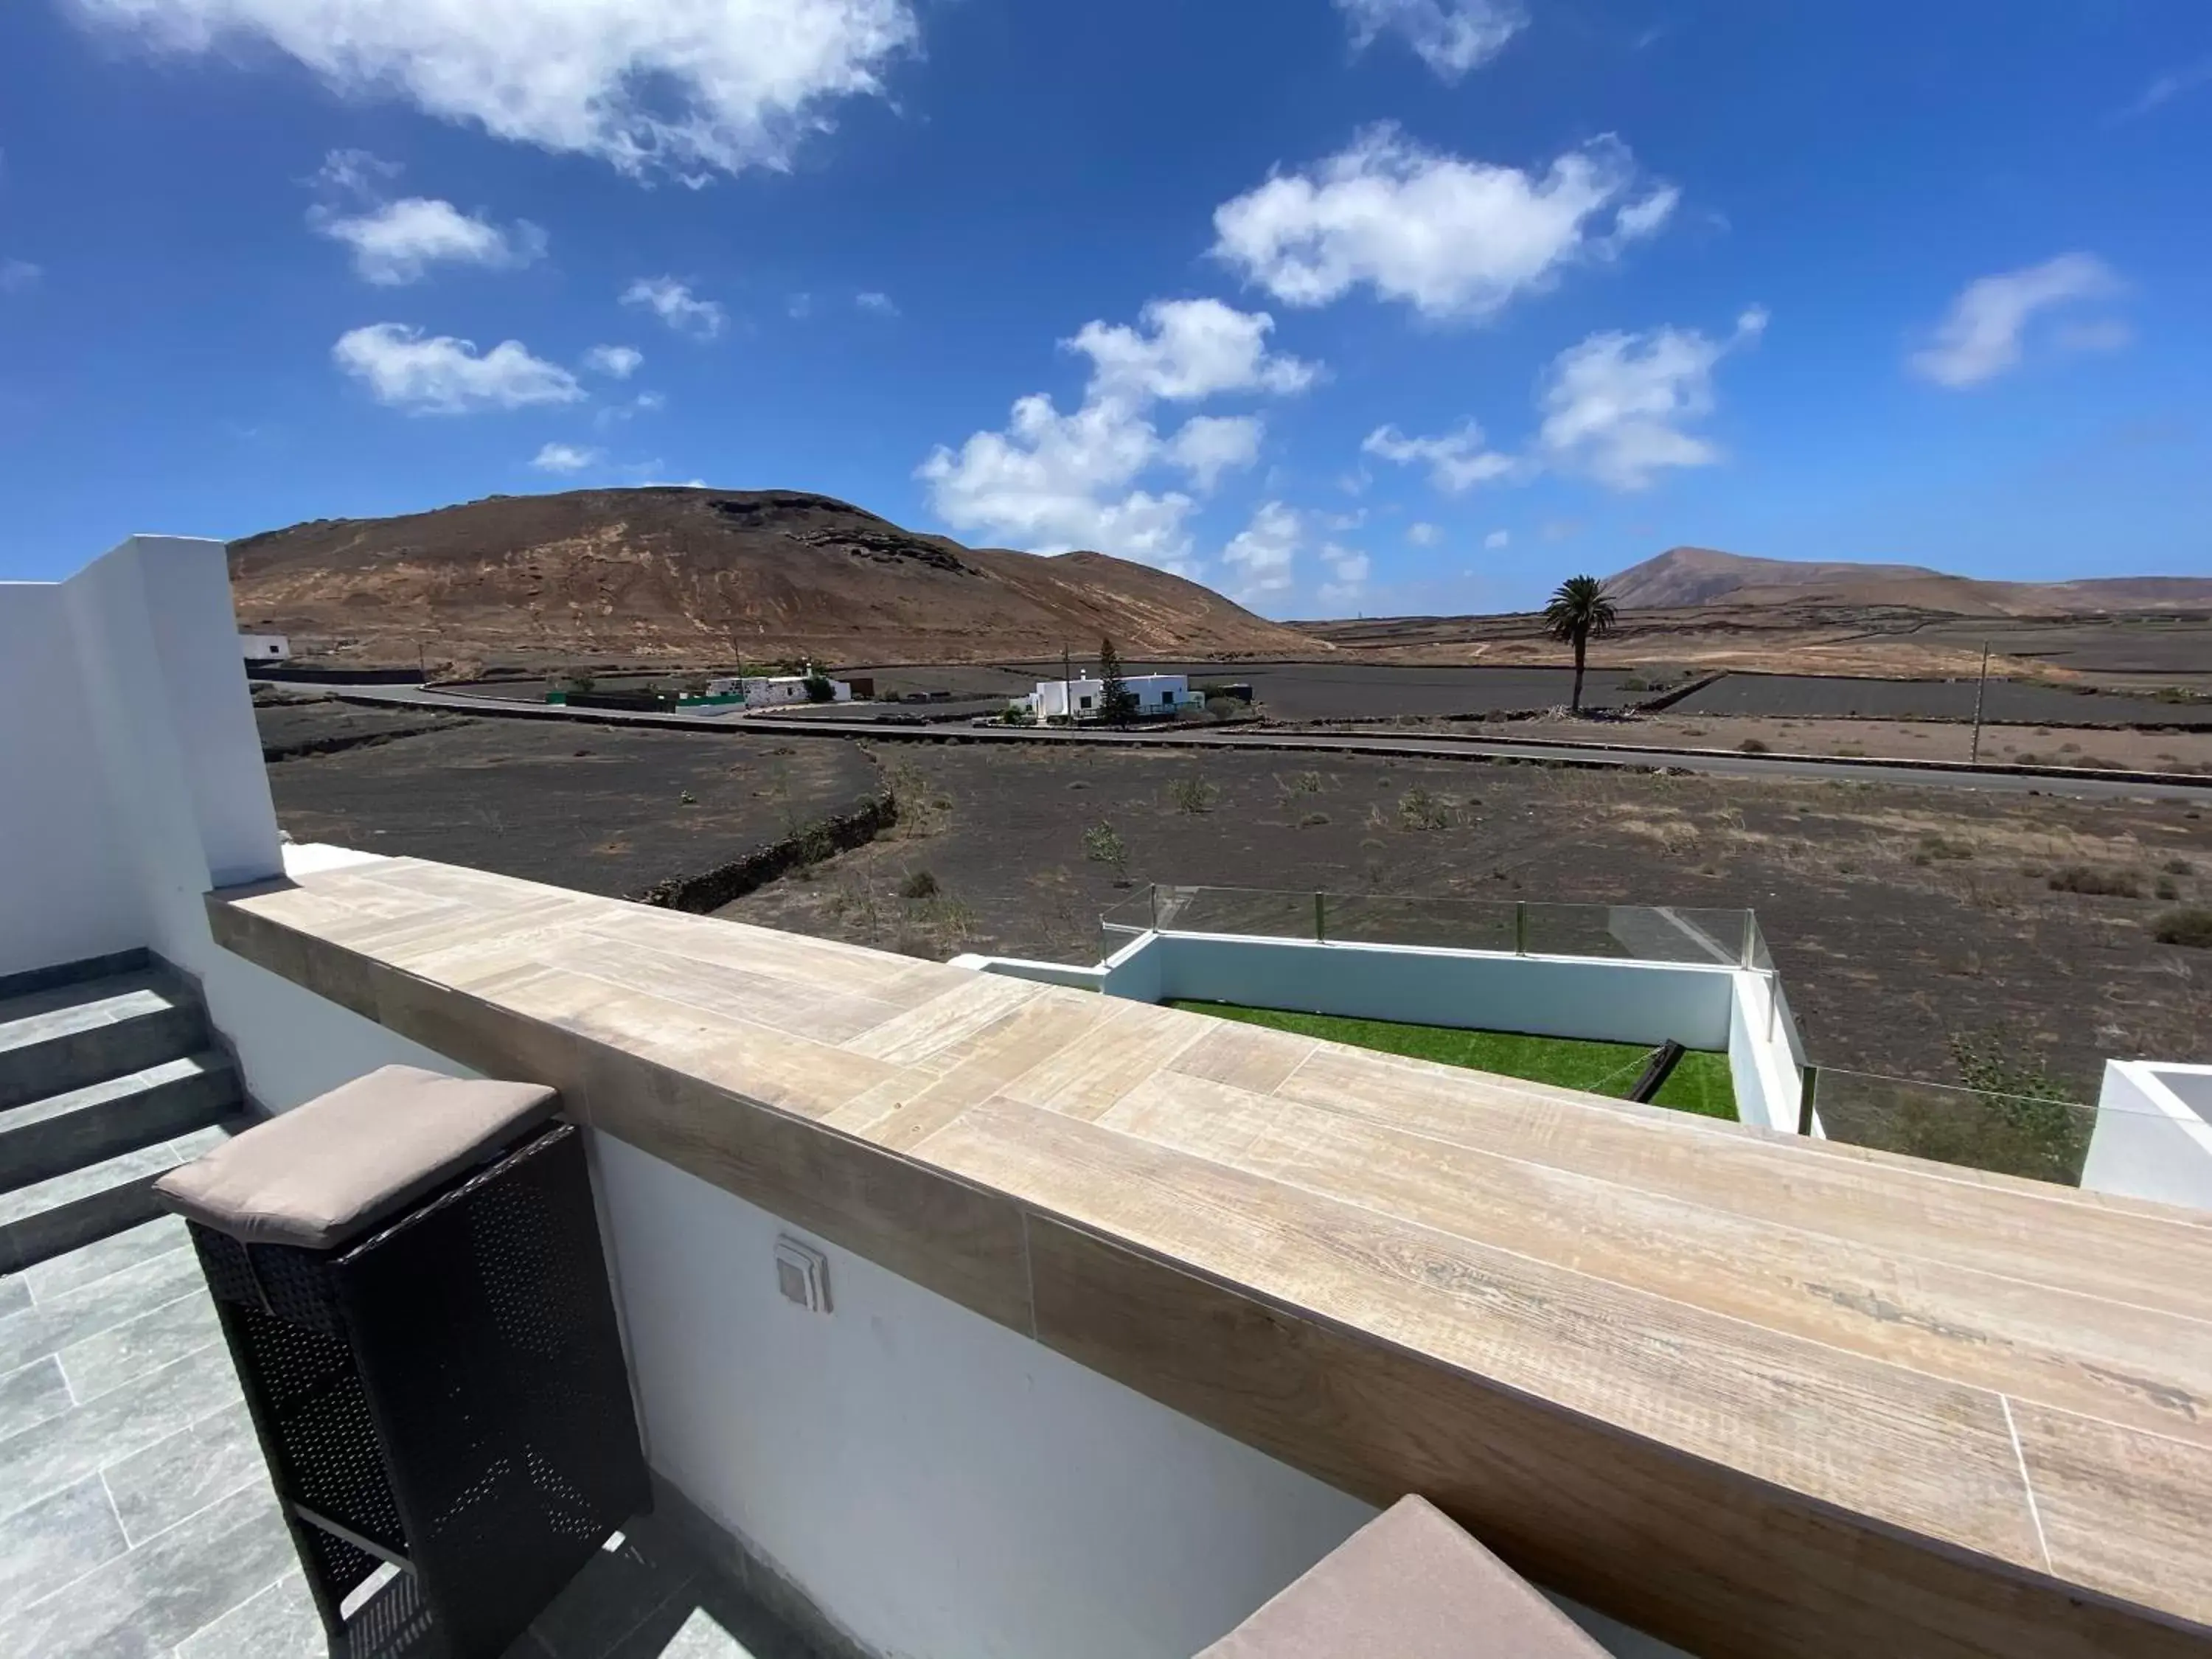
[262,703,880,900]
[719,743,2212,1095]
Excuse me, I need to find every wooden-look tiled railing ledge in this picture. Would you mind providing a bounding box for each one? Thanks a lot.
[209,858,2212,1659]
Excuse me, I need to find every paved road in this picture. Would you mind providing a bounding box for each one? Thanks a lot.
[320,684,2212,803]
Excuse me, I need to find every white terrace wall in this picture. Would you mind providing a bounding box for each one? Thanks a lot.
[2081,1061,2212,1211]
[0,580,144,976]
[588,1128,1686,1659]
[2,535,461,1107]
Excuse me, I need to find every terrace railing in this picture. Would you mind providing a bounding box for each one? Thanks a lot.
[1798,1067,2103,1188]
[1100,883,1774,971]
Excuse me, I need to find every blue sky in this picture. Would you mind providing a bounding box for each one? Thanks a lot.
[1,0,2206,615]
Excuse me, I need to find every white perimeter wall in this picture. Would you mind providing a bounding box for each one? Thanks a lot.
[1,536,463,1107]
[588,1129,1688,1659]
[2081,1062,2212,1211]
[1109,933,1737,1052]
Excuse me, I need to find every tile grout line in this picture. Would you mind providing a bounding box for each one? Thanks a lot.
[1998,1393,2053,1572]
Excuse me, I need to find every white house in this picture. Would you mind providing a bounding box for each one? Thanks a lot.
[1020,673,1200,720]
[240,632,291,663]
[705,672,852,709]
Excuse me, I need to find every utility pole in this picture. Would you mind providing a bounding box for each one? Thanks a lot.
[1969,641,1990,765]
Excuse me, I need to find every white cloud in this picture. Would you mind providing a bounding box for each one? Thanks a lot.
[0,258,41,293]
[919,299,1315,572]
[1535,307,1766,490]
[1484,528,1510,549]
[1406,521,1441,546]
[1335,0,1526,80]
[68,0,918,181]
[1363,420,1517,492]
[1212,126,1676,320]
[1165,415,1264,491]
[307,150,543,285]
[1068,299,1316,402]
[2118,57,2212,120]
[855,291,898,316]
[1222,502,1301,602]
[1909,255,2125,389]
[917,394,1200,571]
[623,276,726,338]
[1317,541,1371,609]
[532,441,603,473]
[333,323,585,414]
[787,292,815,320]
[584,344,643,379]
[315,197,546,285]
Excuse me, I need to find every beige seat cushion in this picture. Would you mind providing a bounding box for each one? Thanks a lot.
[155,1065,558,1250]
[1198,1496,1608,1658]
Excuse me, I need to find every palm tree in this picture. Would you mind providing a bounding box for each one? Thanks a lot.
[1544,574,1618,714]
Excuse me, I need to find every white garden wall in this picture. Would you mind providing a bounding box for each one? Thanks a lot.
[1110,932,1737,1050]
[2081,1061,2212,1211]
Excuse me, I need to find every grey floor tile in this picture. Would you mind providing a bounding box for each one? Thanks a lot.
[0,1345,240,1522]
[173,1571,326,1659]
[20,1216,189,1304]
[56,1287,222,1403]
[0,1480,296,1659]
[0,1274,28,1321]
[0,1475,128,1617]
[0,1357,74,1441]
[0,1245,203,1375]
[603,1579,822,1659]
[102,1401,268,1546]
[0,1140,187,1231]
[529,1525,699,1659]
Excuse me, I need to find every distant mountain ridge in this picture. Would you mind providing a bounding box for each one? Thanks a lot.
[1605,546,2212,616]
[229,487,1318,667]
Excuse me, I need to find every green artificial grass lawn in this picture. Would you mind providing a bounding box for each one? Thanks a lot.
[1169,1001,1739,1121]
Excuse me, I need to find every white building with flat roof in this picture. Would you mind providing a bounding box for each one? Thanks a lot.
[1020,673,1199,721]
[240,632,290,663]
[704,672,852,708]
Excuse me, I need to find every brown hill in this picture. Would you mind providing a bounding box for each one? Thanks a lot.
[229,487,1317,668]
[1607,546,2212,616]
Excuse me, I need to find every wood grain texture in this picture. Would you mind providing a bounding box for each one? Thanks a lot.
[919,1096,2045,1570]
[1020,1213,2208,1659]
[206,858,2212,1658]
[1097,1069,2212,1447]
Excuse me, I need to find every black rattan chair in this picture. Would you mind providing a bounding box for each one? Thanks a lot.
[159,1066,650,1659]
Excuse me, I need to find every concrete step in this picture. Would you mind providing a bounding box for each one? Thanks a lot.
[0,1119,241,1272]
[0,1053,243,1192]
[0,973,208,1113]
[0,946,152,1004]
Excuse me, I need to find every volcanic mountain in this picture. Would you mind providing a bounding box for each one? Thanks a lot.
[1605,546,2212,616]
[229,487,1317,669]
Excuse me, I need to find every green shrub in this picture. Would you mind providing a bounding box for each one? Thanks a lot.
[1169,775,1218,815]
[2154,907,2212,948]
[2163,858,2194,876]
[2047,864,2143,898]
[1737,737,1769,754]
[1398,786,1450,831]
[1082,821,1130,881]
[899,869,940,900]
